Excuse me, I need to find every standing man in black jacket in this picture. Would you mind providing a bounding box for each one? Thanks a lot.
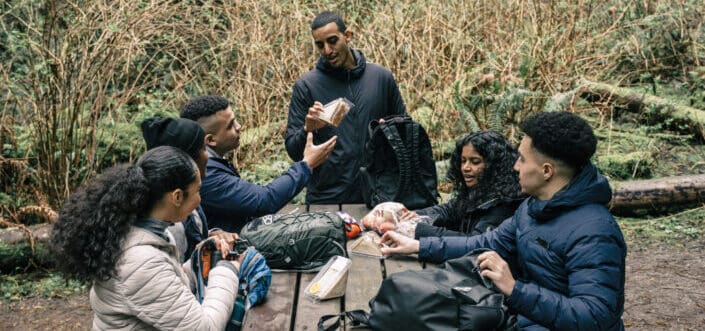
[285,10,408,204]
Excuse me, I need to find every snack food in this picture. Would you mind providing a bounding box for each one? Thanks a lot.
[350,231,385,258]
[338,211,362,239]
[360,202,431,238]
[360,202,408,234]
[319,97,354,127]
[304,256,351,300]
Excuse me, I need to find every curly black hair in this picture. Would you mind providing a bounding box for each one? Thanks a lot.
[51,146,197,281]
[179,95,230,122]
[519,111,596,170]
[447,131,522,216]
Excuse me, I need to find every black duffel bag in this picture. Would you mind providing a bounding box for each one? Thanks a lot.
[319,249,516,331]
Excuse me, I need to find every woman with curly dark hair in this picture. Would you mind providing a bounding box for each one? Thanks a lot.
[51,146,243,330]
[402,130,523,238]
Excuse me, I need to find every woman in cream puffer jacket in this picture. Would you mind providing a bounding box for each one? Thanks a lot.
[52,146,241,330]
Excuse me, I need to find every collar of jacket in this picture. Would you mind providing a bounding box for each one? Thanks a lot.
[206,146,222,159]
[207,146,239,173]
[122,227,179,259]
[134,217,171,242]
[315,48,367,80]
[527,163,612,222]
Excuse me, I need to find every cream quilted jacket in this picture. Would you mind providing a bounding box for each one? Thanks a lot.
[90,227,239,330]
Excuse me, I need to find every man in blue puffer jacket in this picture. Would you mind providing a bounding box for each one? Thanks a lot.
[380,111,626,330]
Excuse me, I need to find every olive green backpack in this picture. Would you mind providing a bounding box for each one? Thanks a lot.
[239,211,347,272]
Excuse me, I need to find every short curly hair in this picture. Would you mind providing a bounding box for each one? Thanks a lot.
[180,95,230,122]
[311,11,347,32]
[51,146,197,281]
[520,111,596,170]
[448,131,522,214]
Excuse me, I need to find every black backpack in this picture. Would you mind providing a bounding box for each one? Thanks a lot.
[239,211,347,272]
[318,249,515,331]
[360,115,439,210]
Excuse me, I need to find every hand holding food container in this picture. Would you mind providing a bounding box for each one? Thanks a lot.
[318,97,354,127]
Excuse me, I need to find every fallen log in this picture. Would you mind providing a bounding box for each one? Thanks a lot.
[575,78,705,139]
[0,224,54,273]
[610,174,705,214]
[0,223,52,245]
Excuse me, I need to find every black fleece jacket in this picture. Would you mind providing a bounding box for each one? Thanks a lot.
[285,49,407,204]
[414,197,522,238]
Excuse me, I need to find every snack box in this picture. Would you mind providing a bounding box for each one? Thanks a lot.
[319,97,354,127]
[304,255,352,301]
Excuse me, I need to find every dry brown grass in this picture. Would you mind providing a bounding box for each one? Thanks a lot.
[1,0,703,207]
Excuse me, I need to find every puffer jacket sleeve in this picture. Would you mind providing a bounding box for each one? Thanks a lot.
[285,79,313,161]
[470,201,519,235]
[418,212,518,264]
[202,160,310,221]
[120,249,240,330]
[415,200,455,227]
[505,219,626,330]
[414,223,463,238]
[415,200,518,238]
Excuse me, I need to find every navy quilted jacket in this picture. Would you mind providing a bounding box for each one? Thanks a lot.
[199,154,310,233]
[419,164,626,331]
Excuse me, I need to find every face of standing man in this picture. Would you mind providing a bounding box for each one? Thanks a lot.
[312,22,355,70]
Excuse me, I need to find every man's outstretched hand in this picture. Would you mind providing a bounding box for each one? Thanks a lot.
[302,132,337,169]
[379,230,420,256]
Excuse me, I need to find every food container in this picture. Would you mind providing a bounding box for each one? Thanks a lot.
[305,255,352,301]
[319,97,354,127]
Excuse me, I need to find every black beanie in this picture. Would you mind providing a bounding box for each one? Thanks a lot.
[140,117,206,160]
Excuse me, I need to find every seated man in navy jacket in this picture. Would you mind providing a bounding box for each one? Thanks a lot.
[180,95,337,232]
[380,111,626,331]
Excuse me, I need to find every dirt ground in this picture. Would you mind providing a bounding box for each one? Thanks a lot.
[1,239,704,330]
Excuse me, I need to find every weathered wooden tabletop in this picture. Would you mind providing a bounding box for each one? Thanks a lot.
[241,203,429,331]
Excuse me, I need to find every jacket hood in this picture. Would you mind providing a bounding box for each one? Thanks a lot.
[315,48,366,79]
[528,163,612,221]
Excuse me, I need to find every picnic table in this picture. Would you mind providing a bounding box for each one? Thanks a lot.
[241,203,431,331]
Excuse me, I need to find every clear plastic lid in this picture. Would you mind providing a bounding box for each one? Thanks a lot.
[319,97,354,127]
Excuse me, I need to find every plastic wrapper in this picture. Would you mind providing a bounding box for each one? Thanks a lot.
[319,97,354,127]
[304,255,351,301]
[360,202,431,238]
[338,211,362,239]
[360,202,407,234]
[350,231,386,259]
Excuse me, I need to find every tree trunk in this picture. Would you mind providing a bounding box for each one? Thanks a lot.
[576,78,705,138]
[610,174,705,214]
[0,224,53,272]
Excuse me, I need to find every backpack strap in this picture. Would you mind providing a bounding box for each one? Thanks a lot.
[191,239,219,303]
[407,122,437,202]
[318,310,370,331]
[380,122,412,201]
